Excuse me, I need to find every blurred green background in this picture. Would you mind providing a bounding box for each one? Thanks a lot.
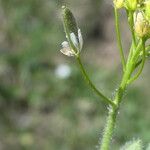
[0,0,150,149]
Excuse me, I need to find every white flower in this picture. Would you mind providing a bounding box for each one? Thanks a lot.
[78,29,83,51]
[60,41,75,57]
[70,33,79,49]
[60,28,83,57]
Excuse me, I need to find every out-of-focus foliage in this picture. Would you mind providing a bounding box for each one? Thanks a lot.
[120,139,142,150]
[0,0,150,150]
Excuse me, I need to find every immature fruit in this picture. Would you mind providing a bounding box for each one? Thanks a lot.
[62,6,78,38]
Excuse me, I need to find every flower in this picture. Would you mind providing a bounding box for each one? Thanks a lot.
[113,0,124,9]
[60,28,83,57]
[60,6,83,57]
[134,11,150,37]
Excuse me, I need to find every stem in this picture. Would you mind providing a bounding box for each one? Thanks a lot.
[100,83,126,150]
[128,11,136,48]
[135,45,150,69]
[100,53,135,150]
[99,28,142,150]
[133,43,146,69]
[76,56,116,107]
[100,14,135,149]
[127,39,146,84]
[100,106,118,150]
[114,8,126,72]
[132,40,143,60]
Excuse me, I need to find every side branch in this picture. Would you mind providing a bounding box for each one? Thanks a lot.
[127,39,146,84]
[114,8,126,72]
[76,56,116,107]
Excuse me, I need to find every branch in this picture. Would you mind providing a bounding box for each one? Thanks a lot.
[114,8,126,72]
[76,56,116,107]
[127,39,146,84]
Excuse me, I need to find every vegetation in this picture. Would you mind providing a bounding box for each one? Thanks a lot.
[0,0,150,149]
[60,0,150,149]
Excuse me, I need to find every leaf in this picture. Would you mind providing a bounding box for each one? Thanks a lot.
[120,139,143,150]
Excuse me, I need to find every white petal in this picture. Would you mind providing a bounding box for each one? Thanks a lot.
[61,41,69,48]
[78,28,83,51]
[70,32,79,49]
[136,12,144,23]
[60,47,75,57]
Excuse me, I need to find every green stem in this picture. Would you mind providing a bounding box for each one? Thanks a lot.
[127,39,146,84]
[100,81,127,150]
[100,105,118,150]
[76,56,116,107]
[100,38,146,150]
[100,12,139,149]
[128,11,136,48]
[114,8,126,71]
[76,53,133,150]
[100,52,135,150]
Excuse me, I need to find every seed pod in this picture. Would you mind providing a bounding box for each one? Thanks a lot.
[62,6,78,38]
[61,6,83,56]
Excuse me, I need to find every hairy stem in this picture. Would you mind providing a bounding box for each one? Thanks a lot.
[100,55,135,150]
[100,105,118,150]
[100,87,125,150]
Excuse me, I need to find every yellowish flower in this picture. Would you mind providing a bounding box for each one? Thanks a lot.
[113,0,124,9]
[134,12,150,37]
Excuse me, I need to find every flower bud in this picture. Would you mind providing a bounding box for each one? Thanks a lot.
[134,12,150,37]
[113,0,124,9]
[125,0,137,11]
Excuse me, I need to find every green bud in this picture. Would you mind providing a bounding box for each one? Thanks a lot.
[125,0,137,11]
[62,6,78,38]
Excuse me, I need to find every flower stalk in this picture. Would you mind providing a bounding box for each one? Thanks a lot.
[76,55,116,108]
[114,7,126,72]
